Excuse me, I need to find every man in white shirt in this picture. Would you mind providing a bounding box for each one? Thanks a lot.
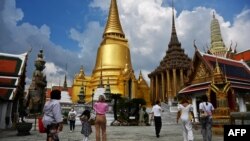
[199,95,214,141]
[151,100,163,138]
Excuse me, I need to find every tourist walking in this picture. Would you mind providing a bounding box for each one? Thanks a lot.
[68,107,77,132]
[176,98,195,141]
[139,105,145,126]
[151,100,163,138]
[42,89,63,141]
[199,95,214,141]
[80,109,92,141]
[94,95,109,141]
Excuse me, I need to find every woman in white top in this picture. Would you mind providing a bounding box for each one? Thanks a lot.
[199,95,214,141]
[68,108,77,132]
[177,98,195,141]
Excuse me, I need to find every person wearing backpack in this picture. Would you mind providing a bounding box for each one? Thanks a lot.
[199,95,214,141]
[68,107,77,132]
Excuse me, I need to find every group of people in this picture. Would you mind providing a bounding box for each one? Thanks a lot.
[42,90,108,141]
[42,89,214,141]
[151,95,214,141]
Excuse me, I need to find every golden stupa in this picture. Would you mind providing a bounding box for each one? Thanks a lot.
[71,0,150,106]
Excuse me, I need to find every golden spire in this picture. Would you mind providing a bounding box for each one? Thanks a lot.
[103,0,125,38]
[78,65,85,78]
[212,57,225,84]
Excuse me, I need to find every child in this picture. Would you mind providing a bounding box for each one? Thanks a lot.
[80,109,92,141]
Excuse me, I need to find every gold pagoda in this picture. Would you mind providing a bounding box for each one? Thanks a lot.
[71,0,150,106]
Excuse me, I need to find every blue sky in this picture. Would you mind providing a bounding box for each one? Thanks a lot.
[1,0,250,87]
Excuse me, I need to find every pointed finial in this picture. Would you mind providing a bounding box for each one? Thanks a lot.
[103,0,125,38]
[215,57,221,73]
[168,0,180,46]
[193,40,198,51]
[234,42,237,53]
[213,11,215,19]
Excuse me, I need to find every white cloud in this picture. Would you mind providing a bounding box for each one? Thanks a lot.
[69,21,103,72]
[86,0,250,84]
[44,62,72,88]
[1,0,249,88]
[0,0,82,88]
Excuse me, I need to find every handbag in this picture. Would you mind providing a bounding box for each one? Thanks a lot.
[200,103,208,118]
[38,116,46,133]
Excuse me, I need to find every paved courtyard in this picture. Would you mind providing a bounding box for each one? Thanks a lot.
[0,104,223,141]
[0,105,224,141]
[0,123,224,141]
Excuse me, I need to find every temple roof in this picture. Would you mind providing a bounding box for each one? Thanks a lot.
[201,52,250,81]
[148,2,191,77]
[180,51,250,95]
[0,52,28,100]
[179,80,250,94]
[233,49,250,62]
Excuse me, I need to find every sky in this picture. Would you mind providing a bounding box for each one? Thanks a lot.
[0,0,249,89]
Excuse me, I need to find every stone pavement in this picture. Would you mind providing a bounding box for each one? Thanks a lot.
[0,123,223,141]
[0,104,224,141]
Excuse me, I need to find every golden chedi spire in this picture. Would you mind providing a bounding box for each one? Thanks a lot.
[210,12,227,57]
[72,0,150,105]
[91,0,134,94]
[103,0,125,38]
[212,58,225,84]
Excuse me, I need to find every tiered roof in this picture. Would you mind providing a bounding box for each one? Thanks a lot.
[149,3,191,76]
[0,52,28,100]
[179,51,250,94]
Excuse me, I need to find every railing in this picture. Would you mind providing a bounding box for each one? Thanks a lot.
[230,112,250,125]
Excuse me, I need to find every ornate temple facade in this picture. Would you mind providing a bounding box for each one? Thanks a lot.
[148,5,192,105]
[0,51,28,129]
[71,0,150,106]
[178,13,250,134]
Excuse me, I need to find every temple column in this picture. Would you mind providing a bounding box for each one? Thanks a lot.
[167,70,172,105]
[238,96,247,112]
[150,77,153,103]
[156,75,159,101]
[161,72,165,102]
[180,69,184,88]
[192,97,198,122]
[132,80,136,98]
[152,77,155,102]
[6,102,13,128]
[0,102,7,129]
[173,69,177,99]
